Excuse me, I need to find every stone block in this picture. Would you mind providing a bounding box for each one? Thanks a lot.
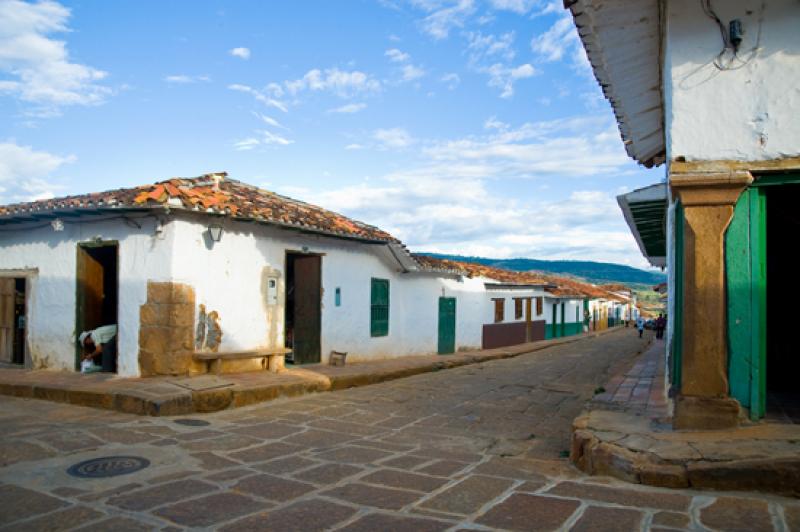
[699,497,773,532]
[687,457,800,497]
[589,442,640,483]
[167,303,195,328]
[139,304,167,327]
[476,493,580,531]
[146,282,174,304]
[170,283,195,304]
[192,388,233,413]
[673,395,739,430]
[139,327,170,355]
[637,462,688,489]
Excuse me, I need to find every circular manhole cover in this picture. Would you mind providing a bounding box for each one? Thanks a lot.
[174,418,210,427]
[67,456,150,479]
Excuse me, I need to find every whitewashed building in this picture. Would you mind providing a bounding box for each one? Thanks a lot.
[568,0,800,427]
[0,174,622,377]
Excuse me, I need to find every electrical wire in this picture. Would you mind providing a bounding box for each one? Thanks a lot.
[700,0,765,71]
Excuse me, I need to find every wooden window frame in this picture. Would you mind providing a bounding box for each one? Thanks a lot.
[513,298,524,320]
[492,298,505,323]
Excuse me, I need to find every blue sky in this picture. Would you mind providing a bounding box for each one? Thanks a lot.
[0,0,663,267]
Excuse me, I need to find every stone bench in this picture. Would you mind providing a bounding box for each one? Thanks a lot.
[193,348,292,375]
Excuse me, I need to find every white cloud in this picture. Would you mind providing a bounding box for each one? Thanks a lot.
[344,143,364,150]
[481,62,536,98]
[294,116,650,266]
[253,112,287,129]
[229,47,251,60]
[228,83,288,112]
[0,0,110,115]
[401,64,425,82]
[487,0,536,13]
[466,31,515,65]
[0,141,74,203]
[531,16,575,62]
[283,68,381,98]
[416,0,475,40]
[164,74,210,84]
[328,102,367,114]
[440,72,460,89]
[385,48,410,63]
[374,127,415,149]
[233,130,293,151]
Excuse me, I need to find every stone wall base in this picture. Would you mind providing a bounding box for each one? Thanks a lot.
[139,281,205,376]
[673,395,740,430]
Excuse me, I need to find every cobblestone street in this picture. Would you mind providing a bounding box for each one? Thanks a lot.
[0,329,796,531]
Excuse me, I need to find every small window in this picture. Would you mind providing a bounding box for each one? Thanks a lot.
[370,278,389,337]
[335,287,341,307]
[536,297,543,315]
[493,298,505,323]
[514,298,523,320]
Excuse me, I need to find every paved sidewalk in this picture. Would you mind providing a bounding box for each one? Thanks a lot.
[0,328,621,416]
[572,335,800,497]
[592,335,667,416]
[1,328,795,531]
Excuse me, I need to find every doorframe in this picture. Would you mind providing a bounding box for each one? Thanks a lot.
[284,250,324,365]
[74,240,119,371]
[0,269,35,368]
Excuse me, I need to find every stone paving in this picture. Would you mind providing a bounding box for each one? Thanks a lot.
[0,328,796,531]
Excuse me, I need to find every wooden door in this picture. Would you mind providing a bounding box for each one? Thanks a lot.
[77,246,105,332]
[292,255,321,364]
[438,297,456,354]
[726,188,766,419]
[525,298,533,341]
[0,279,13,363]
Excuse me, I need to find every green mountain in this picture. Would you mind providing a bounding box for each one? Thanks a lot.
[420,253,666,286]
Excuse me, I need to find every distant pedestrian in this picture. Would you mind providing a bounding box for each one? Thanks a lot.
[636,317,645,338]
[655,314,666,339]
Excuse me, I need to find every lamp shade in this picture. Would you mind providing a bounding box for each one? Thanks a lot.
[208,223,223,242]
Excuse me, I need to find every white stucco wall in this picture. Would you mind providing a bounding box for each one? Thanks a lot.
[0,214,173,376]
[664,0,800,162]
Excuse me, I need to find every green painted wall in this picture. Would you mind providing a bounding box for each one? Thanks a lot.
[545,322,582,339]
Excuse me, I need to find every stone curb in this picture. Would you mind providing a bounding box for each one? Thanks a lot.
[0,326,625,416]
[571,424,800,497]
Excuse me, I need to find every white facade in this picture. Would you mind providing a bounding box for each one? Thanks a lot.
[4,211,596,377]
[664,0,800,162]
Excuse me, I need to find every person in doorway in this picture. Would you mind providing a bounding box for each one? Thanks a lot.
[79,324,117,373]
[635,316,645,339]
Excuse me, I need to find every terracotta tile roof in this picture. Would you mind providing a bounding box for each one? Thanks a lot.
[413,255,625,300]
[0,173,398,243]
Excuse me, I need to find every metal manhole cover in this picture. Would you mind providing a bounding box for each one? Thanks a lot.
[67,456,150,478]
[174,418,210,427]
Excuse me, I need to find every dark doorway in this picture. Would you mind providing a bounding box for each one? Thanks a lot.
[0,277,26,365]
[76,242,118,372]
[765,185,800,422]
[284,252,321,365]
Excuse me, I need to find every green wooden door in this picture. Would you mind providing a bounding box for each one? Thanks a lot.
[560,302,566,337]
[437,297,456,354]
[551,303,558,338]
[370,278,390,337]
[725,188,767,420]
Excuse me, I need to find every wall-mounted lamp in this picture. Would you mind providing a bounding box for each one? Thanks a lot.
[208,223,223,242]
[51,218,64,232]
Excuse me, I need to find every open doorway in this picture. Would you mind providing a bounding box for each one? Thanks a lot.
[765,185,800,422]
[76,242,118,372]
[0,277,26,365]
[284,252,321,365]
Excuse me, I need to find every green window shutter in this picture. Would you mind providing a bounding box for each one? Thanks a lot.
[370,278,389,337]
